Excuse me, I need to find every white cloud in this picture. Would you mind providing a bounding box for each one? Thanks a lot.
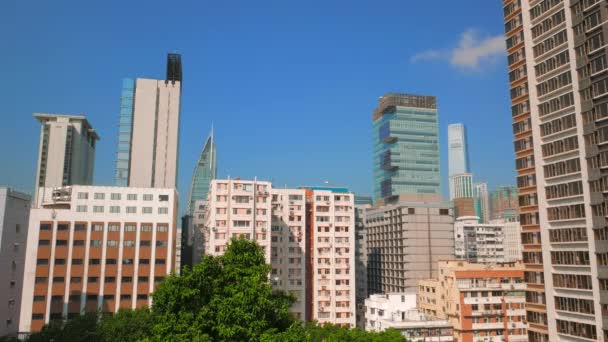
[410,29,506,71]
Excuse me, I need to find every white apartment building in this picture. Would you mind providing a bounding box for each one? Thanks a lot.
[202,179,272,262]
[0,188,31,336]
[270,188,306,320]
[364,293,453,342]
[34,114,98,202]
[492,219,522,263]
[454,217,523,264]
[19,185,177,333]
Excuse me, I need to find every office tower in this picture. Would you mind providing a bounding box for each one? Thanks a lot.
[19,186,177,333]
[448,123,470,199]
[372,93,440,201]
[366,194,454,294]
[354,195,373,206]
[503,1,607,340]
[187,128,216,215]
[0,188,31,336]
[473,182,490,223]
[114,54,182,189]
[449,173,474,200]
[34,114,98,202]
[418,261,527,342]
[270,188,307,320]
[489,186,519,222]
[448,123,470,176]
[354,200,371,329]
[302,186,355,327]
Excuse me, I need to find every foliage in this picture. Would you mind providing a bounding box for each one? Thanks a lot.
[24,238,407,342]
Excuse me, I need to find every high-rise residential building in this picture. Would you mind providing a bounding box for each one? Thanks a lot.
[366,194,454,295]
[364,293,454,341]
[473,182,490,223]
[187,128,216,215]
[372,93,440,201]
[201,180,355,326]
[449,173,474,200]
[354,200,371,329]
[453,197,476,218]
[34,114,98,202]
[488,186,519,222]
[302,186,355,327]
[270,188,307,321]
[0,188,31,337]
[19,185,178,333]
[503,1,608,340]
[418,260,527,342]
[114,54,182,189]
[454,216,522,264]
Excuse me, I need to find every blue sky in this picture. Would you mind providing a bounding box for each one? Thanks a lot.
[2,0,514,213]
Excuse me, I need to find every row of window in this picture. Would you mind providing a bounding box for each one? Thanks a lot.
[77,192,168,202]
[76,205,168,214]
[547,203,586,221]
[540,113,576,137]
[541,135,578,158]
[33,292,155,304]
[538,92,575,117]
[545,180,584,199]
[39,239,168,248]
[550,250,589,265]
[37,257,163,266]
[535,49,569,78]
[583,101,608,124]
[555,296,595,315]
[543,157,580,178]
[533,29,567,58]
[553,273,593,289]
[35,274,165,284]
[40,223,169,232]
[548,227,587,243]
[530,0,562,21]
[531,9,565,39]
[575,32,604,59]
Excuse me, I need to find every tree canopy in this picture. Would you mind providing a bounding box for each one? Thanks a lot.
[21,238,407,342]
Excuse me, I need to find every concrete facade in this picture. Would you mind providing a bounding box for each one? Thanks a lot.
[0,188,31,336]
[34,114,98,203]
[355,202,371,328]
[366,195,455,294]
[418,260,527,342]
[19,186,177,333]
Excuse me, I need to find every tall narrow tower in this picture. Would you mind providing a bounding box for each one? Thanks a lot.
[503,1,607,340]
[187,128,217,214]
[114,54,182,189]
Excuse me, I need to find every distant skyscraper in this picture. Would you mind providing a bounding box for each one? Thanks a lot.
[449,173,473,200]
[33,114,99,202]
[473,182,489,223]
[489,186,519,222]
[447,123,470,176]
[187,128,216,215]
[372,93,440,201]
[114,53,182,189]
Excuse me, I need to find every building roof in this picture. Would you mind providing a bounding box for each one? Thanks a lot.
[33,113,100,140]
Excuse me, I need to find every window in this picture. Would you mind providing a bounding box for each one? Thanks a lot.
[92,224,103,231]
[139,259,150,265]
[93,206,104,213]
[37,258,48,265]
[39,240,50,246]
[107,240,119,247]
[40,223,51,231]
[76,205,87,212]
[154,276,165,283]
[94,193,105,200]
[104,277,116,283]
[122,258,133,265]
[156,241,167,247]
[53,277,64,283]
[157,225,168,232]
[124,224,136,232]
[141,225,152,232]
[138,277,149,283]
[88,277,98,283]
[57,224,68,231]
[155,259,166,265]
[122,276,133,283]
[120,294,131,301]
[109,206,120,213]
[90,240,101,247]
[159,195,169,201]
[143,194,153,201]
[127,194,137,201]
[74,223,86,231]
[137,294,148,300]
[408,208,415,214]
[72,258,83,265]
[73,240,85,246]
[439,208,449,215]
[33,296,45,302]
[126,206,136,214]
[77,192,88,200]
[140,240,151,247]
[108,224,120,232]
[89,258,100,265]
[56,240,67,246]
[158,207,168,214]
[55,258,66,265]
[71,277,82,283]
[35,277,47,284]
[123,240,135,247]
[142,207,153,214]
[110,193,121,200]
[32,314,44,320]
[106,259,117,265]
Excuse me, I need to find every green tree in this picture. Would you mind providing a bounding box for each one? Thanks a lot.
[98,308,154,342]
[26,313,100,342]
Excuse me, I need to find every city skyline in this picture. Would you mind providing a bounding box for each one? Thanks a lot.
[3,1,515,208]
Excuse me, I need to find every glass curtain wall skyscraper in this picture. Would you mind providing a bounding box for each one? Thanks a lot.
[187,128,217,214]
[372,93,440,201]
[447,123,470,176]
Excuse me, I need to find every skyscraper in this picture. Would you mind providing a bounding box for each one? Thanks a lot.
[187,128,216,215]
[33,114,99,202]
[503,1,606,340]
[473,182,489,223]
[114,54,182,189]
[447,123,470,176]
[372,93,440,201]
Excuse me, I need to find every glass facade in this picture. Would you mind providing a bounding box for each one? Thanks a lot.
[114,78,135,186]
[187,130,217,215]
[447,123,470,176]
[373,94,440,200]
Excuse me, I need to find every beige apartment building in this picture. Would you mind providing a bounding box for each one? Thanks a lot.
[34,114,98,203]
[201,180,356,327]
[503,0,608,340]
[366,194,455,295]
[19,186,178,333]
[418,260,527,342]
